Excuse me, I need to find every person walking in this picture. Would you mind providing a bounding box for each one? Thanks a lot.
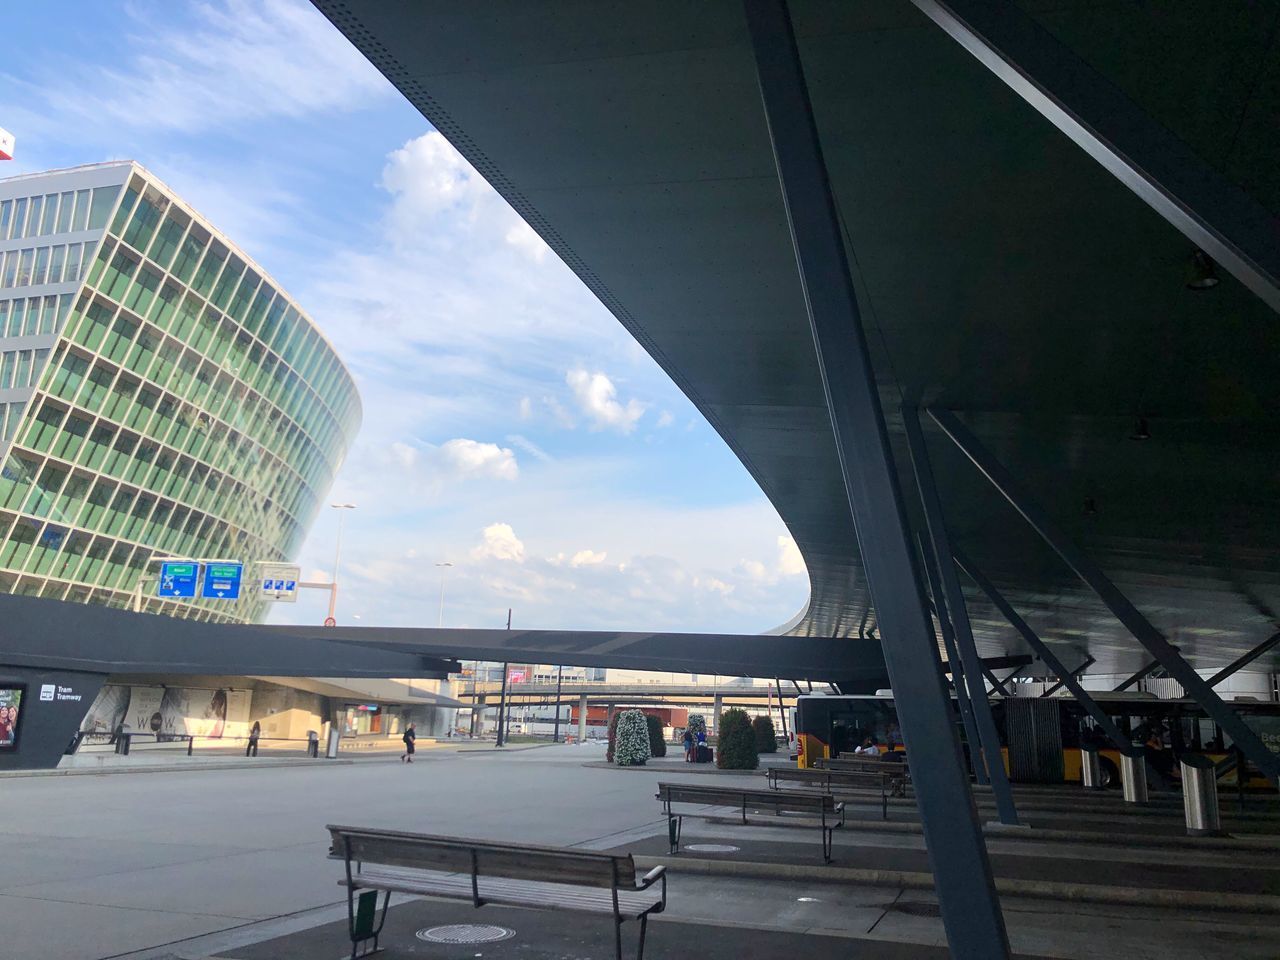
[245,720,261,757]
[682,728,694,763]
[401,723,416,763]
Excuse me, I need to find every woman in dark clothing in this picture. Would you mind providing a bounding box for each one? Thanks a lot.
[246,720,261,757]
[401,723,416,763]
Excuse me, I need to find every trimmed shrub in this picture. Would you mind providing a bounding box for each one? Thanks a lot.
[605,710,621,763]
[686,713,707,737]
[645,713,667,757]
[614,709,651,766]
[753,715,778,753]
[716,707,759,770]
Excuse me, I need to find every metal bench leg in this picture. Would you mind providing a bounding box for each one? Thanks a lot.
[667,814,683,854]
[637,913,650,960]
[614,917,624,960]
[822,826,833,864]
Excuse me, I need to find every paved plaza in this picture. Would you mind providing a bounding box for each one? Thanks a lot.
[1,744,1278,959]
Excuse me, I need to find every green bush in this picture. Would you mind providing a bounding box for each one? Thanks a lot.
[614,709,651,766]
[605,710,621,763]
[686,713,707,737]
[645,714,667,757]
[752,715,778,753]
[716,708,759,770]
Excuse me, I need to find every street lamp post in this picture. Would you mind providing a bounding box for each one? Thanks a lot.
[435,561,453,627]
[327,503,356,624]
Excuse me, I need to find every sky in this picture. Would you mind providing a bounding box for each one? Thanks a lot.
[0,0,810,634]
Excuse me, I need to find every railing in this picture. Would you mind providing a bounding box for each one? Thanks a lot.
[69,730,324,758]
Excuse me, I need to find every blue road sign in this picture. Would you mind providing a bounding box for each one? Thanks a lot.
[201,562,243,600]
[157,562,198,598]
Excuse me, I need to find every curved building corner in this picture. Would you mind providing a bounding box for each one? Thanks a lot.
[0,161,361,624]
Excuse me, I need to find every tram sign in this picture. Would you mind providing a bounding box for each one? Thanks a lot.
[259,563,300,603]
[0,128,13,162]
[157,561,198,598]
[201,562,243,600]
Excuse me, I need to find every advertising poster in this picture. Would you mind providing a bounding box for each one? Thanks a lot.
[0,687,22,749]
[80,684,131,735]
[126,686,164,736]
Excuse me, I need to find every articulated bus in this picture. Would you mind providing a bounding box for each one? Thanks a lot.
[794,692,1280,789]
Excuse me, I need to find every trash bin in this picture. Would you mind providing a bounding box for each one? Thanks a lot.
[1120,746,1148,804]
[1080,745,1103,790]
[325,726,341,759]
[1180,753,1222,837]
[307,730,319,759]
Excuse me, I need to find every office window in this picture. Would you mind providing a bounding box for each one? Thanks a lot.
[39,297,57,335]
[41,194,58,235]
[32,247,49,286]
[72,190,91,231]
[11,198,27,240]
[56,192,74,233]
[1,251,14,288]
[89,185,122,231]
[48,245,65,284]
[64,243,82,283]
[0,199,10,239]
[16,249,34,286]
[24,197,42,239]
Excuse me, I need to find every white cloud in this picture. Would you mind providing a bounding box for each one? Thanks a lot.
[435,439,519,482]
[570,549,608,568]
[472,523,526,563]
[518,397,533,420]
[31,0,391,136]
[565,368,646,434]
[505,219,550,262]
[777,535,807,577]
[505,434,552,463]
[381,131,492,233]
[656,410,674,428]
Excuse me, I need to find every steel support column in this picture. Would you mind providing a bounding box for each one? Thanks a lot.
[932,407,1280,785]
[744,3,1010,954]
[919,534,988,785]
[903,406,1019,824]
[955,550,1130,752]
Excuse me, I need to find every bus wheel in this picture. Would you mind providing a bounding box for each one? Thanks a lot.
[1098,757,1119,789]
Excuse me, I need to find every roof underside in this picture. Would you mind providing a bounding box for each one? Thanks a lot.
[315,0,1280,678]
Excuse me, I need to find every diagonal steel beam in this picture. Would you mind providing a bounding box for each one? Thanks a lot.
[910,0,1280,315]
[744,3,1010,954]
[955,551,1127,751]
[904,405,1019,824]
[920,534,989,785]
[933,408,1280,785]
[982,665,1012,698]
[1042,656,1095,698]
[1114,659,1162,692]
[1208,632,1280,688]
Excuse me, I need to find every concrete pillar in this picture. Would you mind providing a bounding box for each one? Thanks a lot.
[713,694,724,734]
[577,694,588,743]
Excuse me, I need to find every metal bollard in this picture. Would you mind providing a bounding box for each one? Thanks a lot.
[1180,754,1223,837]
[307,730,319,759]
[1080,747,1103,790]
[1120,748,1148,804]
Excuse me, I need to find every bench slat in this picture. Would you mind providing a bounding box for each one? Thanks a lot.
[657,782,835,813]
[328,826,633,889]
[346,869,661,920]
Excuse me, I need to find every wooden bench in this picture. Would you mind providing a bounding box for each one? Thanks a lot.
[815,755,910,796]
[766,766,892,820]
[655,782,843,862]
[327,824,666,960]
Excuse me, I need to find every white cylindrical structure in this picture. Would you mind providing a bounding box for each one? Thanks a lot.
[1180,754,1222,836]
[1080,747,1103,790]
[1120,749,1148,804]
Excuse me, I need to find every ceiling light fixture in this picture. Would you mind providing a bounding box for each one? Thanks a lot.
[1186,250,1219,290]
[1130,417,1151,441]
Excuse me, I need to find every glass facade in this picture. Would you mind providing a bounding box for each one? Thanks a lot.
[0,162,360,623]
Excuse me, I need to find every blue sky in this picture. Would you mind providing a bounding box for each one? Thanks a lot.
[0,0,810,633]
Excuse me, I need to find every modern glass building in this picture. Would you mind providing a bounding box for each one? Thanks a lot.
[0,162,360,623]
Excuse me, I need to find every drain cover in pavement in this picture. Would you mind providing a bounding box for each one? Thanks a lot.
[685,843,740,852]
[416,924,516,944]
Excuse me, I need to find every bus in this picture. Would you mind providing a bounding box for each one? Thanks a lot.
[794,692,1280,789]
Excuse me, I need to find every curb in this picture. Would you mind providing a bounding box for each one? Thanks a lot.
[455,742,561,755]
[632,855,1280,914]
[0,758,355,779]
[835,816,1280,853]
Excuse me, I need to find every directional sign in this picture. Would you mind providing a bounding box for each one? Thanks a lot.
[201,562,243,600]
[259,563,300,603]
[157,562,198,598]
